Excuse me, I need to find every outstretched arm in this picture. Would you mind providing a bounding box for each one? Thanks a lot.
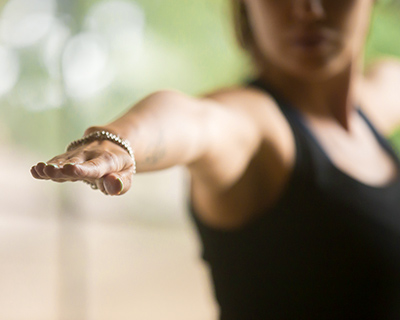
[31,89,260,196]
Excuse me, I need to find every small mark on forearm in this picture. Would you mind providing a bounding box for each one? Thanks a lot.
[144,130,166,165]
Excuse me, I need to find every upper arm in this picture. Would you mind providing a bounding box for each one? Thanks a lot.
[188,89,263,192]
[363,58,400,135]
[189,87,296,228]
[189,87,295,193]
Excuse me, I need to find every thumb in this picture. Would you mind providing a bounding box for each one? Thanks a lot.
[103,168,134,196]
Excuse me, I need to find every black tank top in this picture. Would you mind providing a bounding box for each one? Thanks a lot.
[190,80,400,320]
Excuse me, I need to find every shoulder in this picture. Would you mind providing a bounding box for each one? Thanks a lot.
[204,84,296,168]
[200,84,296,184]
[190,85,296,229]
[366,58,400,82]
[203,85,294,141]
[361,58,400,136]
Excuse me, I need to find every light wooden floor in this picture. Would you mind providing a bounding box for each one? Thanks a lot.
[0,145,218,320]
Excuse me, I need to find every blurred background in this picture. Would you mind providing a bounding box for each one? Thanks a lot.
[0,0,400,319]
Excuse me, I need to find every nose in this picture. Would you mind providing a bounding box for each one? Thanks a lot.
[293,0,326,21]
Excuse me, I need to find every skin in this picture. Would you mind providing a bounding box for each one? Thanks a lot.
[31,0,400,229]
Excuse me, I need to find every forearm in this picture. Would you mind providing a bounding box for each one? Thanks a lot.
[85,90,208,173]
[32,88,261,195]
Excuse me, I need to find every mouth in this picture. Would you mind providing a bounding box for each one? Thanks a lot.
[291,31,332,52]
[296,35,325,46]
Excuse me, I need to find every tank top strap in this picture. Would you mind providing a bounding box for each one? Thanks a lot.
[247,78,400,193]
[247,78,322,184]
[247,79,400,163]
[357,108,400,166]
[247,78,308,128]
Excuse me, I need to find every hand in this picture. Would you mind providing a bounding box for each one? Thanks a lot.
[30,140,135,195]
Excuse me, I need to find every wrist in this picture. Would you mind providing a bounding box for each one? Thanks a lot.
[67,130,136,174]
[84,125,133,143]
[84,126,115,137]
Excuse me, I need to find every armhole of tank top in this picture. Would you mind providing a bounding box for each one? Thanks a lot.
[245,78,308,207]
[186,105,306,235]
[187,82,309,233]
[261,103,307,216]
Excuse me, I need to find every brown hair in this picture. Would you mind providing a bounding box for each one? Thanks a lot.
[232,0,255,53]
[232,0,265,72]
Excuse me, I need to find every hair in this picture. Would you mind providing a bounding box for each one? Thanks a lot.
[232,0,264,71]
[232,0,254,53]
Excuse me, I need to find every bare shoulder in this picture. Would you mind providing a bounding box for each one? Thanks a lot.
[361,58,400,135]
[198,84,296,184]
[366,58,400,81]
[204,84,295,170]
[203,85,294,142]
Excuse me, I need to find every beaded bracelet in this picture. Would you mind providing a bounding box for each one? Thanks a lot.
[66,130,136,190]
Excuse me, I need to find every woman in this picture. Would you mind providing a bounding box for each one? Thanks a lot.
[31,0,400,318]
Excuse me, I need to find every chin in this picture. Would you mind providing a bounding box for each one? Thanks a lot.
[286,65,340,82]
[282,54,353,83]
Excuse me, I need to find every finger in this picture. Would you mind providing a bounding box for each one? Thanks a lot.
[43,163,65,180]
[44,162,83,182]
[60,162,95,179]
[47,156,70,167]
[30,165,43,179]
[95,178,109,195]
[52,179,69,183]
[103,168,134,196]
[31,163,74,182]
[33,162,51,179]
[64,153,129,180]
[58,156,86,167]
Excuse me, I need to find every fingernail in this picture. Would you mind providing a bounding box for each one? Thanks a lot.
[116,178,124,195]
[47,163,59,169]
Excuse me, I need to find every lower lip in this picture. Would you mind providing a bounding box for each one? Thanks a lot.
[293,38,328,52]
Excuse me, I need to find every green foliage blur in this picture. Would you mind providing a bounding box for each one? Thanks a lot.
[1,0,400,156]
[366,1,400,62]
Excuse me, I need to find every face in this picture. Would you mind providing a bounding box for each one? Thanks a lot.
[242,0,375,80]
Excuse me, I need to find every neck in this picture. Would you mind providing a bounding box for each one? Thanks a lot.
[259,61,363,131]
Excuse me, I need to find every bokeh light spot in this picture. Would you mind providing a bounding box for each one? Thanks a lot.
[0,0,56,48]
